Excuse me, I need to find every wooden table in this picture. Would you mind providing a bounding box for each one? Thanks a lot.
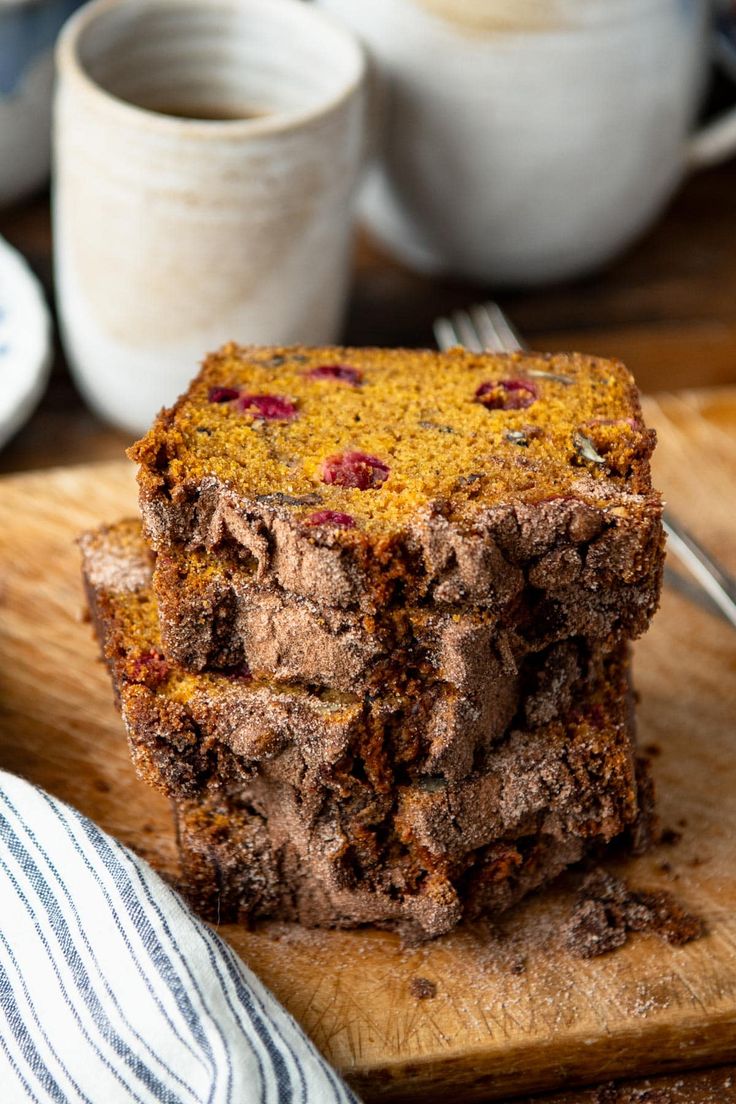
[2,162,736,1102]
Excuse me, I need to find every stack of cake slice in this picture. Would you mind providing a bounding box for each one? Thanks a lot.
[81,344,664,939]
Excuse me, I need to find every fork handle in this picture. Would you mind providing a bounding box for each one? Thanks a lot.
[663,517,736,629]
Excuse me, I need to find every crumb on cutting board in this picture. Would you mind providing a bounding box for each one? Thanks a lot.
[564,868,705,959]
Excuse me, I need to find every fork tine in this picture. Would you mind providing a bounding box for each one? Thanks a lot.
[469,304,503,351]
[437,302,526,354]
[451,309,484,353]
[473,302,525,352]
[433,316,459,352]
[663,517,736,629]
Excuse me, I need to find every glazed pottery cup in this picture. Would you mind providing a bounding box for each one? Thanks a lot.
[319,0,736,285]
[54,0,366,433]
[0,0,86,205]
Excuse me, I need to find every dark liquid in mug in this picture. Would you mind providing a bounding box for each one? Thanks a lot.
[144,102,269,121]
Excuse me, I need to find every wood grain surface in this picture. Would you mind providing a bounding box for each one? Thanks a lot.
[1,389,735,1102]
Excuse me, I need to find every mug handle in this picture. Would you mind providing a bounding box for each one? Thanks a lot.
[688,107,736,168]
[688,20,736,169]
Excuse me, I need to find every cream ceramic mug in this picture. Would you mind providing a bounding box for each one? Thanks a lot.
[319,0,736,285]
[54,0,366,433]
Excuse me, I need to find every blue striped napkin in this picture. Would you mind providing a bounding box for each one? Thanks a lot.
[0,771,359,1103]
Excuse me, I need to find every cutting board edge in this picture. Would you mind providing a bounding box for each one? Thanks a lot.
[346,1009,736,1102]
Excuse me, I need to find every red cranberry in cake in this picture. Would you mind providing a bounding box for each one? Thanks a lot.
[475,378,538,410]
[305,364,363,385]
[321,451,389,490]
[208,386,240,403]
[305,509,357,529]
[238,394,297,420]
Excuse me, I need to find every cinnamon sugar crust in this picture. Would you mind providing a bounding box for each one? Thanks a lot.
[153,527,658,694]
[80,519,652,937]
[81,520,631,791]
[174,748,653,939]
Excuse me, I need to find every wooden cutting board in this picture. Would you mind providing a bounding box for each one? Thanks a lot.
[1,388,735,1102]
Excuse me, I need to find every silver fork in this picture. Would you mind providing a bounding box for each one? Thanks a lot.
[434,301,736,631]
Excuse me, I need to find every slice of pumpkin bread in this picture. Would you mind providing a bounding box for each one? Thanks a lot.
[80,520,652,938]
[81,520,627,791]
[173,730,653,939]
[129,345,664,625]
[152,536,642,699]
[175,797,597,937]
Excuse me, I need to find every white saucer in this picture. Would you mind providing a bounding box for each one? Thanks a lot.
[0,234,52,452]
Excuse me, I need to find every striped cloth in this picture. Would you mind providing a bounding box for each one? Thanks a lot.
[0,771,359,1104]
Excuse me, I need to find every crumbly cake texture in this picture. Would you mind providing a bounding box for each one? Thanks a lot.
[168,696,645,939]
[564,868,704,958]
[82,520,627,790]
[129,345,665,616]
[175,753,656,937]
[176,798,590,934]
[80,521,654,937]
[154,534,649,693]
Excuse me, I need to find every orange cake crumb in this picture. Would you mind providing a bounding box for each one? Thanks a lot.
[130,344,655,539]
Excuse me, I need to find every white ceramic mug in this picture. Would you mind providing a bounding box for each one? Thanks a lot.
[319,0,736,285]
[54,0,366,433]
